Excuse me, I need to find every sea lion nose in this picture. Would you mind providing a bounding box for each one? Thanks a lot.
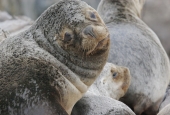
[83,25,96,38]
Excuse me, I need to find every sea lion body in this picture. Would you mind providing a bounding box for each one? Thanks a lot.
[0,1,110,115]
[97,0,170,115]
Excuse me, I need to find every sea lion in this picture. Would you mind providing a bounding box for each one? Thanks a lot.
[0,0,110,115]
[97,0,170,115]
[72,95,136,115]
[157,104,170,115]
[86,62,131,100]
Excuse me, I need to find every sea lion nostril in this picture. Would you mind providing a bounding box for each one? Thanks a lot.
[83,26,96,38]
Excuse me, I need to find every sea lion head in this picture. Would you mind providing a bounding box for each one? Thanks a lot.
[54,0,110,57]
[97,0,145,23]
[97,63,131,100]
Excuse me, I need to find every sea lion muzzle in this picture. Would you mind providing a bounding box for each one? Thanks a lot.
[83,25,96,38]
[81,24,109,55]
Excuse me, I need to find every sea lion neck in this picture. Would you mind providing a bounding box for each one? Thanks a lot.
[97,0,145,24]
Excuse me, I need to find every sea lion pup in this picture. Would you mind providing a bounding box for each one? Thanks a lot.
[71,95,136,115]
[71,62,132,115]
[0,0,110,115]
[97,0,170,115]
[86,62,131,100]
[157,104,170,115]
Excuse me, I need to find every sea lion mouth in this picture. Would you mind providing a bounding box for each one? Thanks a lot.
[86,34,110,55]
[96,35,110,49]
[81,25,110,55]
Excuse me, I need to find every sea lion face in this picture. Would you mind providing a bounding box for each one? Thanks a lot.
[98,63,131,100]
[55,1,110,57]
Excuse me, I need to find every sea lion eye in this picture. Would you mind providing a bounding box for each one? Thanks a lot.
[90,12,96,19]
[112,72,118,78]
[64,32,72,42]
